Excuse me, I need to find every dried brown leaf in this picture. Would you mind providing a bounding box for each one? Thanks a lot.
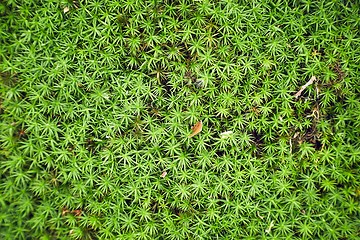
[188,121,202,138]
[72,209,82,216]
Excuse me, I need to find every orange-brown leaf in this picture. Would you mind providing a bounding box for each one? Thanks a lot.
[188,121,202,138]
[72,209,82,217]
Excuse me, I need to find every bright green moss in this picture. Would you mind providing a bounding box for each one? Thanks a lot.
[0,0,359,239]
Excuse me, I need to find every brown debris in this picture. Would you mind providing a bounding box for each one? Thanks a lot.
[333,62,345,81]
[72,209,82,217]
[294,76,316,99]
[62,207,82,217]
[62,207,70,216]
[160,171,167,178]
[188,121,203,138]
[265,220,274,234]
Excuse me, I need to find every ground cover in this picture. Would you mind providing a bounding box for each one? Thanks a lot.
[0,0,359,239]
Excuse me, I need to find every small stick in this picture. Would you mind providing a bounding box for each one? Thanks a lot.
[294,76,316,98]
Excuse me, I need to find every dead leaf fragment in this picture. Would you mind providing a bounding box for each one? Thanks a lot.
[265,221,274,234]
[61,207,70,216]
[294,76,316,98]
[72,209,82,216]
[63,7,70,13]
[355,188,360,197]
[188,121,202,138]
[293,132,300,139]
[220,131,233,139]
[160,171,167,178]
[73,0,79,9]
